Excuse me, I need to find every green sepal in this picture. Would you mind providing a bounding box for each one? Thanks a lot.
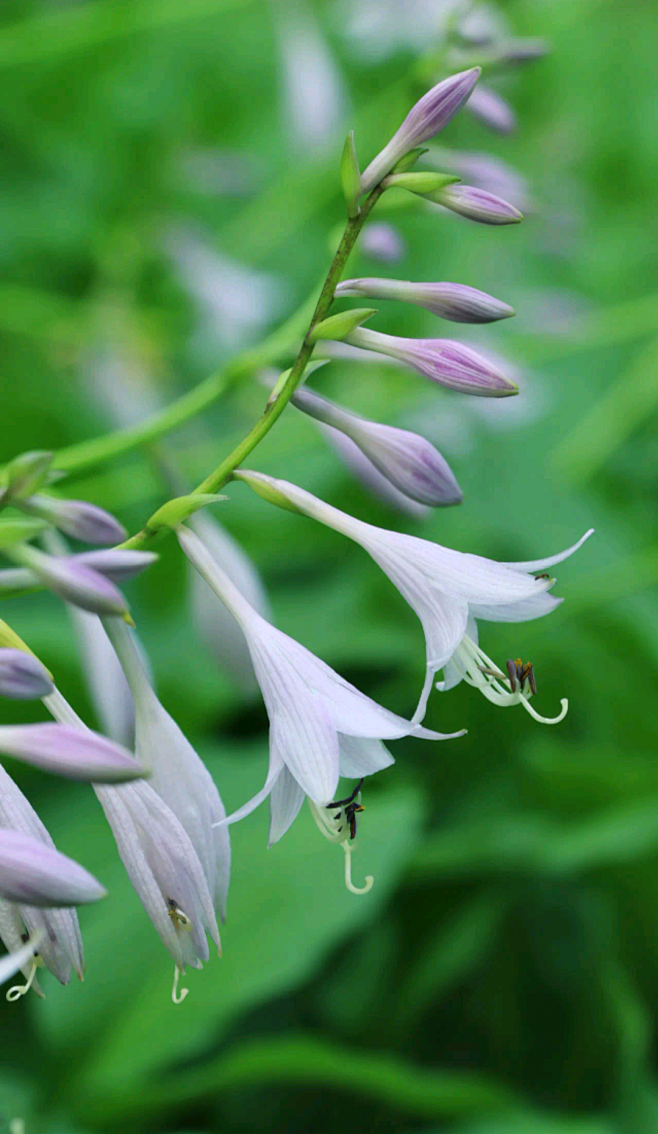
[267,360,329,408]
[309,308,377,344]
[146,493,227,533]
[0,518,49,547]
[3,450,54,500]
[384,171,461,195]
[340,130,361,219]
[390,147,428,174]
[233,471,303,516]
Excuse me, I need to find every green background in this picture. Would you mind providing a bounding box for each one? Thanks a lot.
[1,0,657,1131]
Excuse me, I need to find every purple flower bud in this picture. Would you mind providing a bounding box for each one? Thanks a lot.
[335,278,514,323]
[361,223,406,263]
[317,425,428,516]
[345,326,518,397]
[0,722,143,781]
[360,68,481,193]
[432,183,522,225]
[0,649,53,700]
[0,828,106,906]
[72,549,158,583]
[466,85,517,134]
[426,147,530,212]
[17,495,126,545]
[292,385,462,507]
[8,544,131,617]
[491,37,550,66]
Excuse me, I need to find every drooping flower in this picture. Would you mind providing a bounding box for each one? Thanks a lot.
[0,649,53,700]
[15,495,127,545]
[234,470,593,726]
[44,688,220,1003]
[0,764,86,999]
[0,828,106,907]
[335,278,514,323]
[177,524,462,893]
[359,68,481,193]
[344,325,518,396]
[291,384,462,507]
[102,616,230,922]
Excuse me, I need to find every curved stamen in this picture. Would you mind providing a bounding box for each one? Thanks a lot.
[6,960,38,1003]
[343,844,374,895]
[445,634,568,724]
[172,965,189,1005]
[519,693,568,725]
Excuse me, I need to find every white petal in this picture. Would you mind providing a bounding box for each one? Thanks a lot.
[268,703,340,806]
[0,933,44,986]
[268,765,305,846]
[502,529,594,572]
[222,748,284,827]
[338,734,395,777]
[470,592,563,623]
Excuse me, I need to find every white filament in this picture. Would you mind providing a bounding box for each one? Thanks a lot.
[308,798,374,896]
[442,634,568,725]
[6,960,38,1003]
[172,965,189,1005]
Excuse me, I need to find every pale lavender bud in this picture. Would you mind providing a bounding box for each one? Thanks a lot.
[17,496,126,545]
[360,223,406,263]
[426,147,530,212]
[345,326,518,397]
[491,38,550,67]
[432,183,522,225]
[0,829,106,906]
[0,649,53,700]
[317,425,428,516]
[360,68,481,193]
[0,722,143,782]
[8,544,131,618]
[292,386,462,507]
[466,85,517,134]
[335,278,514,323]
[72,549,158,583]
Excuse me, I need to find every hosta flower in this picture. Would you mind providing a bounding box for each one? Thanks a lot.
[360,68,480,193]
[15,495,126,545]
[466,85,517,134]
[0,764,85,999]
[234,471,593,726]
[335,278,514,324]
[177,524,461,893]
[345,326,518,396]
[0,828,106,907]
[0,930,44,990]
[0,549,157,595]
[431,183,523,225]
[5,544,132,619]
[291,384,462,507]
[0,648,53,700]
[66,608,136,747]
[0,721,142,782]
[44,688,220,1003]
[316,423,428,516]
[102,616,230,922]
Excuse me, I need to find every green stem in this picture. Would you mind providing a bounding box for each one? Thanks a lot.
[120,187,384,551]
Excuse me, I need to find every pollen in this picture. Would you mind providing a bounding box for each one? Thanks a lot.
[167,898,193,932]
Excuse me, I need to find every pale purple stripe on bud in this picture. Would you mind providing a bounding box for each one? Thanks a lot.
[0,722,143,782]
[360,68,481,193]
[72,549,158,583]
[0,649,53,700]
[425,147,530,212]
[361,223,406,263]
[17,496,126,545]
[10,545,131,617]
[466,85,517,134]
[317,425,428,516]
[292,385,462,507]
[0,828,106,906]
[345,326,518,397]
[335,278,514,323]
[432,183,522,225]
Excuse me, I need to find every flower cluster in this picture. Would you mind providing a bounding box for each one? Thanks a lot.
[0,50,590,1008]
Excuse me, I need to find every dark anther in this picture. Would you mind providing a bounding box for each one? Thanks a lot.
[506,658,537,696]
[534,573,550,580]
[327,778,365,841]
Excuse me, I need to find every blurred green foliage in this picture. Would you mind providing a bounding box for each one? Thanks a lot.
[0,0,657,1131]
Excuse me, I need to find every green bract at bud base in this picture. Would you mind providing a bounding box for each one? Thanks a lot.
[383,171,461,195]
[340,131,361,219]
[309,308,377,343]
[0,518,49,548]
[4,451,54,501]
[266,360,329,408]
[390,147,428,174]
[233,470,304,515]
[146,494,227,533]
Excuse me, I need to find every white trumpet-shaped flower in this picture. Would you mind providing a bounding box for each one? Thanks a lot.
[177,524,462,893]
[234,471,593,726]
[44,688,221,1003]
[0,764,85,1000]
[102,616,230,922]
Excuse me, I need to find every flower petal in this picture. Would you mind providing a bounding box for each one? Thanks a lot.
[338,734,394,777]
[268,765,305,846]
[502,529,594,572]
[470,592,563,623]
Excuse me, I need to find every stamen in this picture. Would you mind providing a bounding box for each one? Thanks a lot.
[6,960,38,1003]
[444,634,568,725]
[171,965,189,1005]
[343,844,374,895]
[168,899,193,932]
[518,694,568,725]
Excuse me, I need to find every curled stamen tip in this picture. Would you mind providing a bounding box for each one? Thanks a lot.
[343,844,375,895]
[172,965,190,1005]
[520,693,568,725]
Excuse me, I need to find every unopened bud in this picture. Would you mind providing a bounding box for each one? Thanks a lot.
[360,68,481,193]
[7,544,131,618]
[383,171,460,195]
[17,495,127,545]
[431,183,522,225]
[340,130,361,218]
[335,278,514,324]
[4,451,53,501]
[0,649,53,700]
